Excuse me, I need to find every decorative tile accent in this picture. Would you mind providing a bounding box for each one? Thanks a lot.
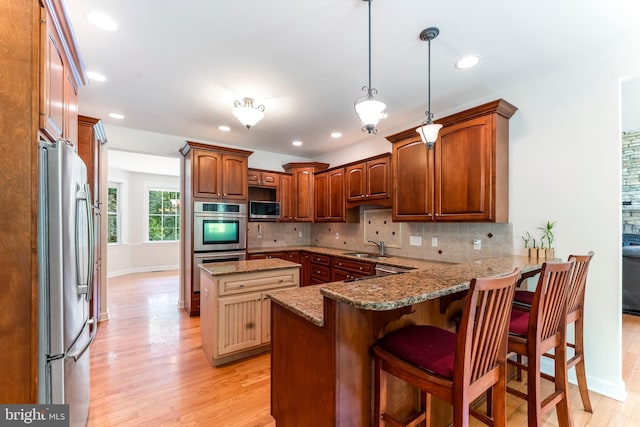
[364,209,401,248]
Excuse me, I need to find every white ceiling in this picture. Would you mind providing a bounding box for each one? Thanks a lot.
[65,0,639,158]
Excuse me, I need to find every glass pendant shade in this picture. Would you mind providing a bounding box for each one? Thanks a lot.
[355,96,386,133]
[233,98,265,129]
[416,122,443,148]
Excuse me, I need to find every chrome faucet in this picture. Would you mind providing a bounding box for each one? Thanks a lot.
[367,240,386,257]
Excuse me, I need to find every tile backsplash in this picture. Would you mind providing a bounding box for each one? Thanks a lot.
[248,208,513,263]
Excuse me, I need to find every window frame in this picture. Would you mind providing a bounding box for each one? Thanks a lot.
[143,185,181,243]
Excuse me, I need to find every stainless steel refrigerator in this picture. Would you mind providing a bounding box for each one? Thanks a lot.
[38,140,96,427]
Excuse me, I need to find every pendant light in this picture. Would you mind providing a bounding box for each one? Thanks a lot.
[415,27,442,150]
[354,0,386,134]
[233,98,265,129]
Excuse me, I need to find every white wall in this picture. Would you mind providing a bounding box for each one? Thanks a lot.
[315,47,638,401]
[622,77,640,132]
[107,167,181,276]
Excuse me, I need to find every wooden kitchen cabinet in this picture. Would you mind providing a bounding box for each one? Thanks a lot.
[345,154,391,207]
[300,251,312,286]
[279,173,294,221]
[199,266,299,366]
[282,162,329,222]
[248,252,286,260]
[314,167,346,222]
[180,141,253,316]
[77,115,107,334]
[387,99,517,222]
[331,256,375,282]
[248,168,279,188]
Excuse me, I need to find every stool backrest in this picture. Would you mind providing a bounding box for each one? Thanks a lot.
[530,261,575,344]
[566,252,595,317]
[456,269,520,387]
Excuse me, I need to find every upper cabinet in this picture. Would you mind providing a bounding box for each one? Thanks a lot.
[281,162,329,222]
[314,167,346,222]
[181,142,252,201]
[40,3,84,145]
[248,169,279,188]
[345,154,391,208]
[387,99,517,223]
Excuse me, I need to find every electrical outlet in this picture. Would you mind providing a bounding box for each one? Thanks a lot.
[409,236,422,246]
[473,239,481,250]
[335,232,340,239]
[298,231,303,238]
[431,237,438,247]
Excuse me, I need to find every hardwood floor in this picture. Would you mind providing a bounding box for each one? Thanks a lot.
[89,270,640,426]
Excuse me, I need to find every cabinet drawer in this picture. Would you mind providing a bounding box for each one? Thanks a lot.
[332,257,375,275]
[310,254,330,266]
[218,269,299,296]
[310,264,331,282]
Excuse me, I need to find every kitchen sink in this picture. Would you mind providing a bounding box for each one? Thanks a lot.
[343,252,381,259]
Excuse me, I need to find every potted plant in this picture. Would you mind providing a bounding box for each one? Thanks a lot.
[538,220,556,259]
[522,231,535,258]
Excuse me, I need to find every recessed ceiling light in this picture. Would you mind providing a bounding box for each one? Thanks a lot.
[455,55,481,69]
[292,140,303,146]
[87,11,118,31]
[86,71,107,82]
[218,125,231,132]
[330,132,342,138]
[108,113,124,119]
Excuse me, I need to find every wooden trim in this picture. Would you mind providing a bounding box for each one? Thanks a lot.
[281,161,330,172]
[385,99,517,144]
[180,140,253,157]
[78,115,107,144]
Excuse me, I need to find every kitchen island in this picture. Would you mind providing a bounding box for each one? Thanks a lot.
[268,255,545,427]
[199,258,300,366]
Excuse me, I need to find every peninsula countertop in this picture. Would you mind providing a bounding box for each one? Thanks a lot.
[268,255,547,326]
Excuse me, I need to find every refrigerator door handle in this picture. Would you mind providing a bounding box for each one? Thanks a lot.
[69,318,97,362]
[75,184,94,296]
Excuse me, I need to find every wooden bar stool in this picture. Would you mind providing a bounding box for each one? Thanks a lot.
[372,269,520,427]
[507,260,575,427]
[513,252,595,412]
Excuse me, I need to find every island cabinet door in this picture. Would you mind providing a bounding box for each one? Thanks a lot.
[217,294,262,356]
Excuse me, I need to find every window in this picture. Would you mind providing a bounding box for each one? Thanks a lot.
[147,189,180,241]
[107,182,121,244]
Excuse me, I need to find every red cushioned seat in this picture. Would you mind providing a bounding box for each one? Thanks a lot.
[377,324,456,379]
[513,290,534,306]
[509,308,530,337]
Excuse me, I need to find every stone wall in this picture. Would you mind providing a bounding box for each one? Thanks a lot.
[622,129,640,232]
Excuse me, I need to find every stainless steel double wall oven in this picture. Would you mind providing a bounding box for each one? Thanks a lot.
[192,201,247,292]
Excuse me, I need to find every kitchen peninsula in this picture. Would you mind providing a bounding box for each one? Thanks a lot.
[268,255,545,426]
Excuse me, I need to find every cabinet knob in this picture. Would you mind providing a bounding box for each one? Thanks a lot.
[338,262,342,266]
[279,279,284,282]
[359,267,363,270]
[240,283,244,288]
[217,193,221,197]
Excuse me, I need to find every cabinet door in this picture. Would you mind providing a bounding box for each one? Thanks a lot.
[193,150,222,198]
[331,268,353,282]
[366,156,391,200]
[260,171,279,188]
[314,172,329,222]
[284,251,300,263]
[222,154,248,200]
[435,115,493,221]
[345,163,366,202]
[300,252,312,286]
[218,293,262,356]
[279,174,294,221]
[392,138,434,221]
[64,70,78,146]
[293,168,314,221]
[247,169,261,187]
[40,7,66,142]
[327,168,345,221]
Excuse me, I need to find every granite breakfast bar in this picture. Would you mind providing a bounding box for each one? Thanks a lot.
[268,255,546,427]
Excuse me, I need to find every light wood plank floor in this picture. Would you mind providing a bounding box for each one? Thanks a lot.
[89,270,640,426]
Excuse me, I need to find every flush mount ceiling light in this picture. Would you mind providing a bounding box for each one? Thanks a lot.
[354,0,386,134]
[455,55,481,69]
[108,112,124,119]
[233,98,265,129]
[218,125,231,132]
[292,140,303,146]
[415,27,443,150]
[86,71,107,82]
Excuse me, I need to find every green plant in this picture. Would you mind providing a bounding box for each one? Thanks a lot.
[538,220,556,249]
[521,231,532,248]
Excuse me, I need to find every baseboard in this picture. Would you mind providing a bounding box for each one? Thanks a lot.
[107,264,179,278]
[540,358,628,402]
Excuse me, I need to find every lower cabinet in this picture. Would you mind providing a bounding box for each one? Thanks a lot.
[200,266,300,366]
[331,256,375,281]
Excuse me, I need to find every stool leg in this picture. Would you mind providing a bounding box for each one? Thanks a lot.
[374,356,386,427]
[574,317,593,412]
[555,341,574,427]
[527,351,542,427]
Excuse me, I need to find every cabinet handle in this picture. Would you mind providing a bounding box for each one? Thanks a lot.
[359,267,363,270]
[338,262,342,266]
[240,283,244,288]
[279,279,284,283]
[217,193,221,197]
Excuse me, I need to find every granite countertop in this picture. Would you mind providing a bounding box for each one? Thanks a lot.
[199,258,300,276]
[268,254,547,327]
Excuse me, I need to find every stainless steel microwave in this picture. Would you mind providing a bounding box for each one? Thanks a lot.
[249,200,280,220]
